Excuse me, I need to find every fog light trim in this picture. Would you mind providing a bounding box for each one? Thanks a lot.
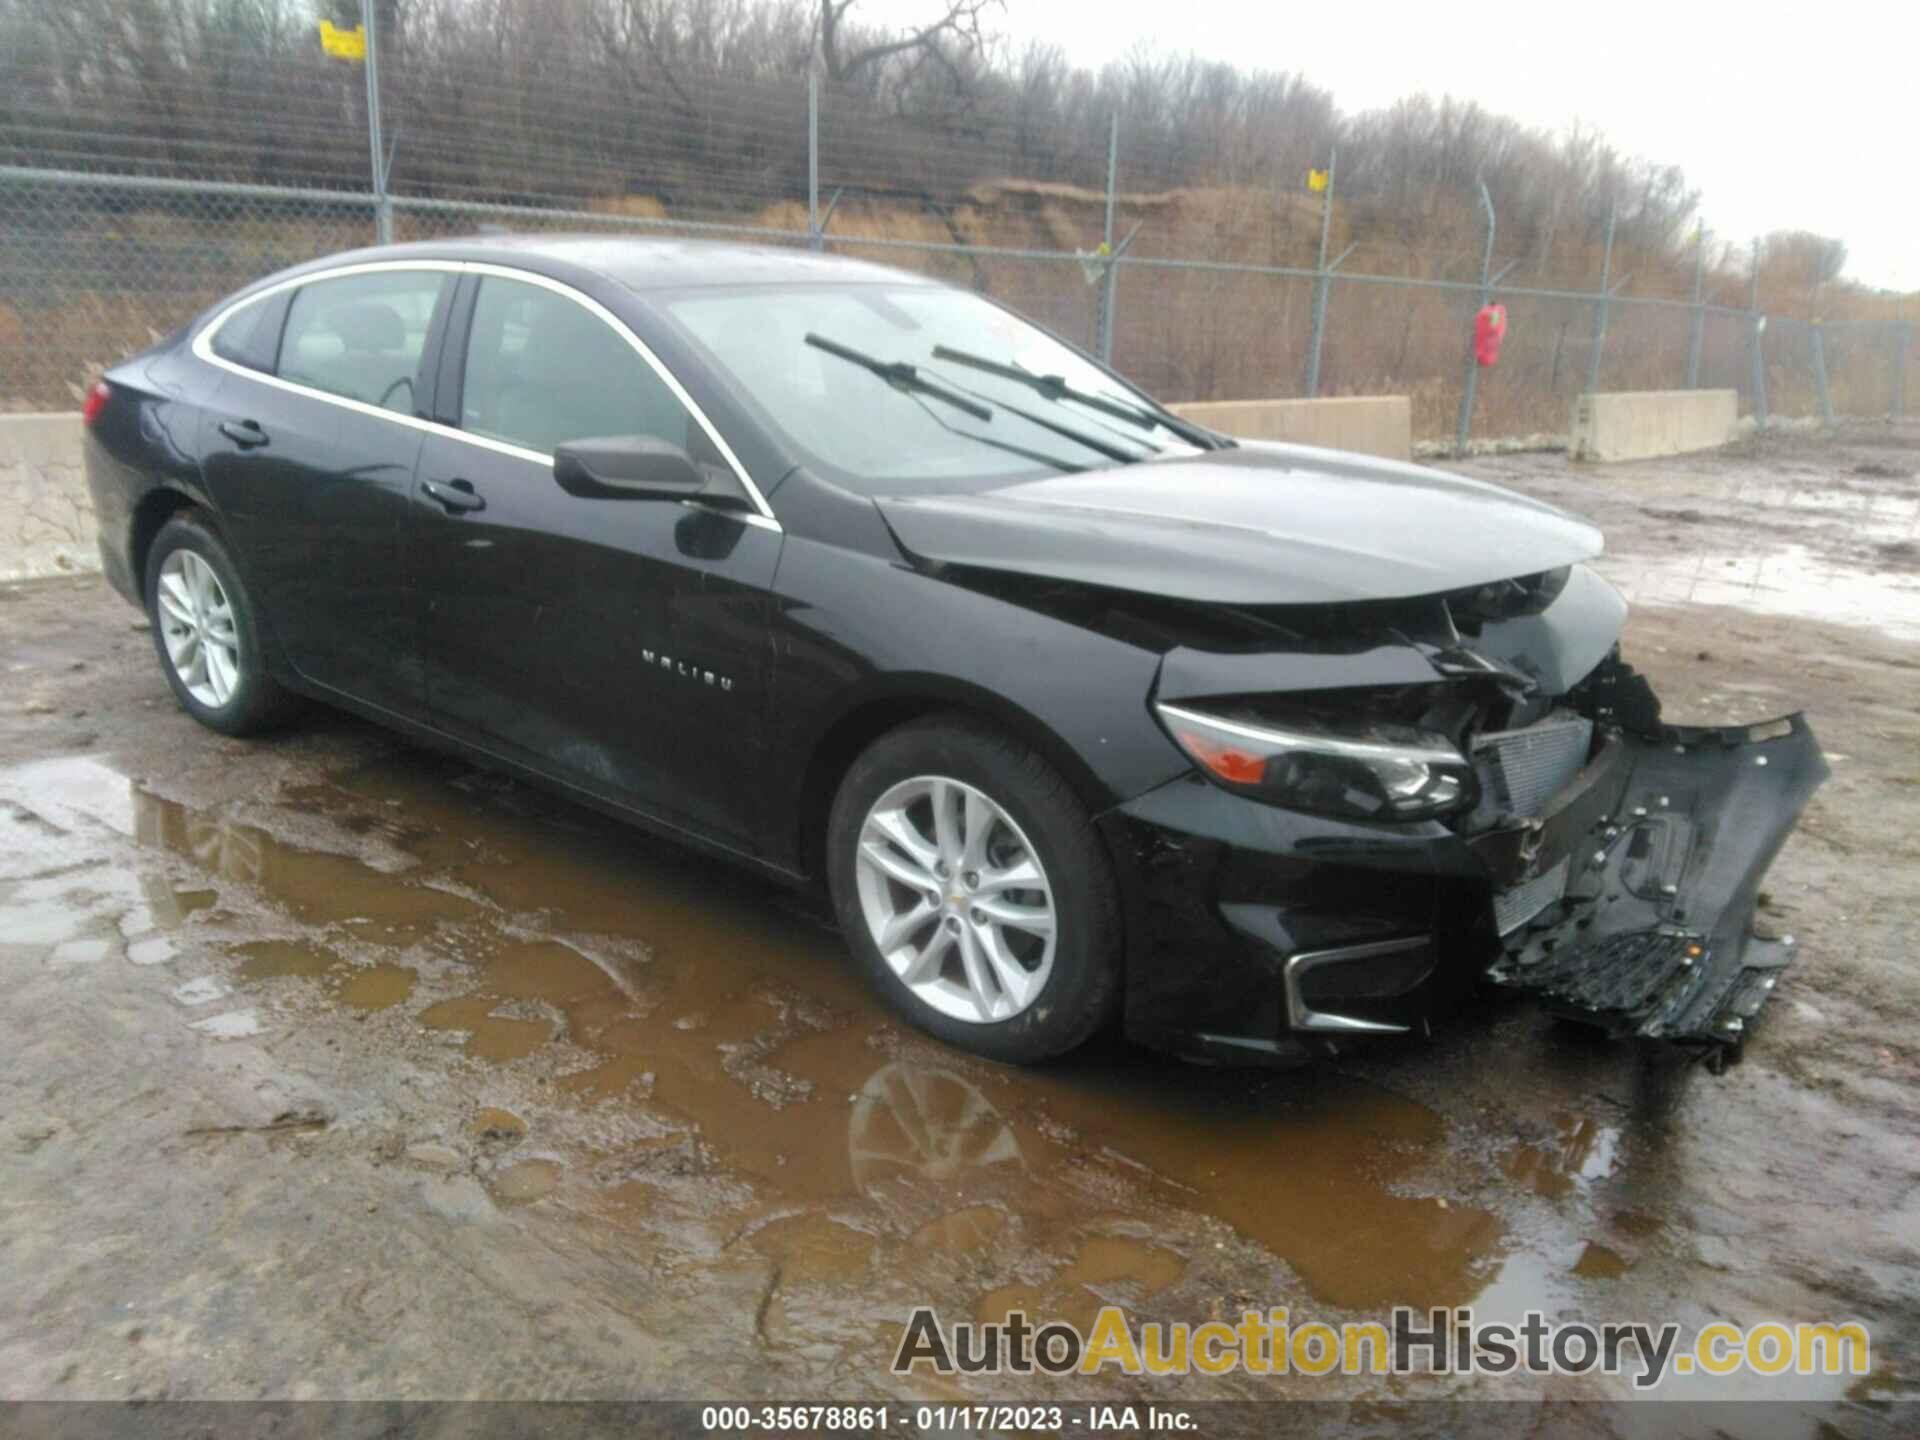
[1283,935,1428,1034]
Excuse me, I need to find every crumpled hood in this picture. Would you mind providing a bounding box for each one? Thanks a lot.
[875,440,1603,605]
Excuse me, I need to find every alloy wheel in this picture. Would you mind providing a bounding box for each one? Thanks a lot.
[156,549,241,709]
[852,775,1057,1024]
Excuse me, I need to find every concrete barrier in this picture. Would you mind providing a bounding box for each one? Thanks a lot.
[0,412,96,581]
[0,390,1747,581]
[1569,389,1738,463]
[1169,396,1412,462]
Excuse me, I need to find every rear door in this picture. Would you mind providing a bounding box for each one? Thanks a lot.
[410,268,783,849]
[199,263,456,721]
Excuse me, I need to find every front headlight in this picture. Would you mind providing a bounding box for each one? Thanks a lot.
[1154,701,1479,822]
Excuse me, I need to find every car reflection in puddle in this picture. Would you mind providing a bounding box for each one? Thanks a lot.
[67,752,1517,1319]
[135,786,484,942]
[848,1062,1024,1194]
[1503,1111,1623,1201]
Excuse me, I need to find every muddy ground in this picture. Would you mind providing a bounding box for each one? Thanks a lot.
[1,422,1916,1431]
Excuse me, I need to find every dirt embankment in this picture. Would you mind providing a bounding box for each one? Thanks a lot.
[17,175,1906,435]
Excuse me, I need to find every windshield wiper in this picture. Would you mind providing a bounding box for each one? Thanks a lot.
[805,333,991,421]
[929,345,1222,449]
[936,378,1145,466]
[808,332,1124,469]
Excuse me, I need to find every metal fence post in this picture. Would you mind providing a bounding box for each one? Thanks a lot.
[1095,113,1119,364]
[807,70,821,251]
[1685,227,1707,388]
[1811,323,1834,425]
[1303,149,1335,397]
[362,0,392,244]
[1891,320,1910,419]
[1748,240,1768,427]
[16,155,1905,439]
[1453,182,1495,453]
[1585,203,1615,395]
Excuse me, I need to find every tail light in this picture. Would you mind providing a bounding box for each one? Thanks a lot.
[81,379,111,427]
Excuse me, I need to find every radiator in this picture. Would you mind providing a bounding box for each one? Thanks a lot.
[1472,712,1594,822]
[1474,712,1593,936]
[1494,857,1572,936]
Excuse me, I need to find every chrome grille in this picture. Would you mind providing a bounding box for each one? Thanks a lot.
[1494,857,1570,936]
[1471,713,1593,822]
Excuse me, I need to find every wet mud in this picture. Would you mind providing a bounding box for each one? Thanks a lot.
[1,422,1917,1421]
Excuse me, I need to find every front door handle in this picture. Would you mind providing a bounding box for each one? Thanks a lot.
[217,419,269,449]
[420,478,486,514]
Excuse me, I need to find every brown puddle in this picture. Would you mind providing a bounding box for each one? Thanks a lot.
[1572,1241,1631,1279]
[1023,1071,1501,1312]
[135,788,482,942]
[747,1212,878,1285]
[472,1107,528,1142]
[338,963,416,1012]
[910,1204,1008,1256]
[132,754,1512,1314]
[414,938,666,1080]
[1610,1209,1662,1240]
[233,939,416,1013]
[419,995,554,1062]
[235,939,339,983]
[978,1234,1188,1331]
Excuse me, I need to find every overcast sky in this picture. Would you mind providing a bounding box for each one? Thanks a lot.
[860,0,1912,292]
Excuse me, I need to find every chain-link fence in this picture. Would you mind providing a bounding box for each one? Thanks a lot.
[2,57,1914,439]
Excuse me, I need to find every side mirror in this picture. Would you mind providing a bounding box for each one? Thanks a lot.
[553,435,748,505]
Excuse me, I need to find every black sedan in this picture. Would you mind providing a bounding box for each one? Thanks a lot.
[82,237,1826,1067]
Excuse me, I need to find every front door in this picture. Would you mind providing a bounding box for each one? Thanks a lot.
[411,270,782,851]
[199,265,454,720]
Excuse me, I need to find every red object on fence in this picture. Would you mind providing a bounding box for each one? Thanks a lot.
[1474,303,1508,367]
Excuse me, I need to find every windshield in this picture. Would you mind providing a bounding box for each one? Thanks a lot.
[659,282,1202,492]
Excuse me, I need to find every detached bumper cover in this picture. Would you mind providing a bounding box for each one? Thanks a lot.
[1485,713,1827,1049]
[1103,707,1825,1065]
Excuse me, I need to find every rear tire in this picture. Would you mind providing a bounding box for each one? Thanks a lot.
[145,513,299,736]
[827,715,1121,1064]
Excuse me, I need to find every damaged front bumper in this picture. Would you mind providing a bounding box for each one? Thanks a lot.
[1101,705,1827,1068]
[1482,712,1827,1056]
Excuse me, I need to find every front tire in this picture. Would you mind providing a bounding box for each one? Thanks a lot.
[827,715,1121,1063]
[145,513,298,736]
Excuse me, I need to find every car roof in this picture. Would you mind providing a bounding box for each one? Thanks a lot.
[327,234,938,293]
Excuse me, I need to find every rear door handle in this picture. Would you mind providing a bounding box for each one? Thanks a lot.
[420,478,486,514]
[217,419,269,449]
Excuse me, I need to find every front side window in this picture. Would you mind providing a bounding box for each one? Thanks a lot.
[459,276,692,457]
[277,269,446,414]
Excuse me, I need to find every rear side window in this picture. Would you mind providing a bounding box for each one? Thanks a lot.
[277,270,447,414]
[458,275,692,456]
[208,291,287,373]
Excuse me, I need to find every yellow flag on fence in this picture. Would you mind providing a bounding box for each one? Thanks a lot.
[320,19,366,60]
[1306,168,1330,193]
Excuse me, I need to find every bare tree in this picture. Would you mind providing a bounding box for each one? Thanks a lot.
[814,0,998,83]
